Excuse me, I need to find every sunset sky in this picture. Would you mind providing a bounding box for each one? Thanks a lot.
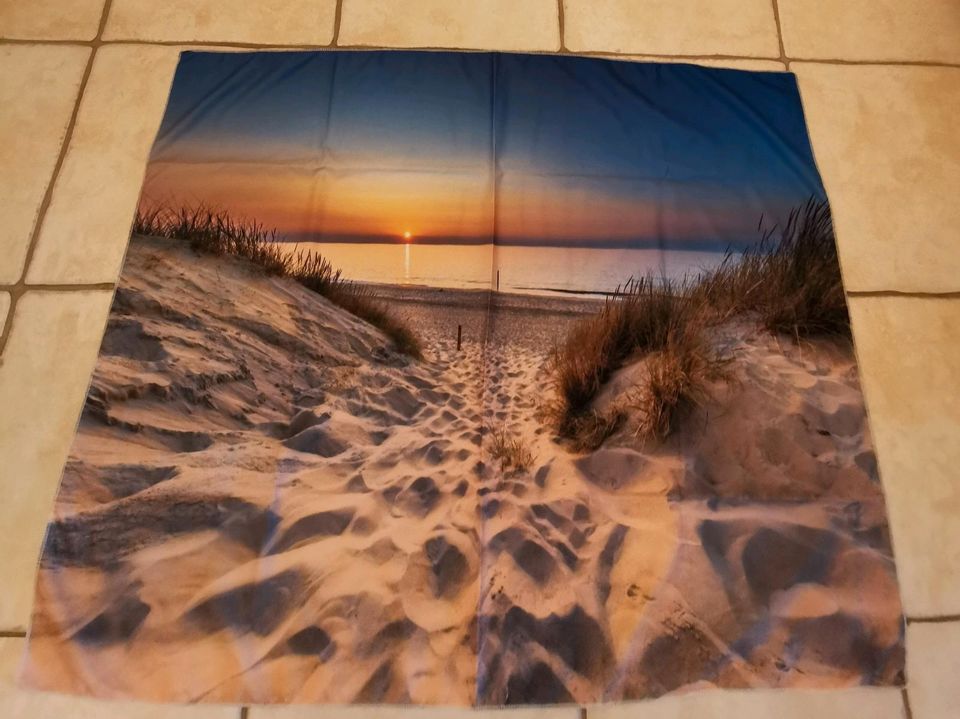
[143,51,826,249]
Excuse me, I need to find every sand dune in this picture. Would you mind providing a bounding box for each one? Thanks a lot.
[22,235,903,705]
[473,307,902,703]
[25,236,483,703]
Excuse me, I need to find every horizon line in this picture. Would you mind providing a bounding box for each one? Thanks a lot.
[277,234,764,252]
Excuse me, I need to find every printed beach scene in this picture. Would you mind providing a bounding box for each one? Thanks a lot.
[22,51,904,705]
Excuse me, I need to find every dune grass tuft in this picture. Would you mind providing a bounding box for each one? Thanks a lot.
[562,410,626,453]
[544,276,704,448]
[545,276,694,433]
[326,282,423,359]
[692,198,849,337]
[489,429,536,474]
[134,205,422,359]
[630,332,730,441]
[134,205,291,275]
[548,198,846,448]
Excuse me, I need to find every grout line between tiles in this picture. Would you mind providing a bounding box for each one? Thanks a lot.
[792,56,960,68]
[847,290,960,299]
[0,0,116,359]
[331,0,344,46]
[557,0,567,52]
[0,283,116,293]
[2,36,960,69]
[0,37,767,59]
[769,0,790,70]
[901,687,915,719]
[906,614,960,624]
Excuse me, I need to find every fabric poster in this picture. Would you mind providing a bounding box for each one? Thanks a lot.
[22,50,905,705]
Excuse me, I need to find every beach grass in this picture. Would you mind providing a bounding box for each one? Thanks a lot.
[544,275,700,444]
[692,198,849,337]
[549,198,846,447]
[133,205,422,359]
[489,429,536,474]
[629,331,731,441]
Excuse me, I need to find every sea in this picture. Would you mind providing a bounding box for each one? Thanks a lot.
[283,243,727,298]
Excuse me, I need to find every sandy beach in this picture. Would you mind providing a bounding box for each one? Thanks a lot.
[22,234,904,704]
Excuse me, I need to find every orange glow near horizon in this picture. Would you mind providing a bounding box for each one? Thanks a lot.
[140,162,494,241]
[140,160,749,245]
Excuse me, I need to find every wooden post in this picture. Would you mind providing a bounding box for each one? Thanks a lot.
[496,270,500,292]
[457,324,462,351]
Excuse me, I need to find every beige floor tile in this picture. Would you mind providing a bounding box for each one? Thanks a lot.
[794,63,960,292]
[0,291,113,630]
[0,637,239,716]
[248,706,581,718]
[779,0,960,63]
[562,0,779,57]
[0,292,9,334]
[339,0,560,51]
[0,0,104,41]
[25,45,182,285]
[0,46,90,284]
[906,621,960,718]
[588,688,904,718]
[103,0,336,44]
[848,296,960,617]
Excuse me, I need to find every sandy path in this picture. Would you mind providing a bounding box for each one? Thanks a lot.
[475,305,679,704]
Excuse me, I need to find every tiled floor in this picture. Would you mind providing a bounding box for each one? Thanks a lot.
[0,0,957,717]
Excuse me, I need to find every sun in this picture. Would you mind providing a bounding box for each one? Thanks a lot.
[403,230,413,241]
